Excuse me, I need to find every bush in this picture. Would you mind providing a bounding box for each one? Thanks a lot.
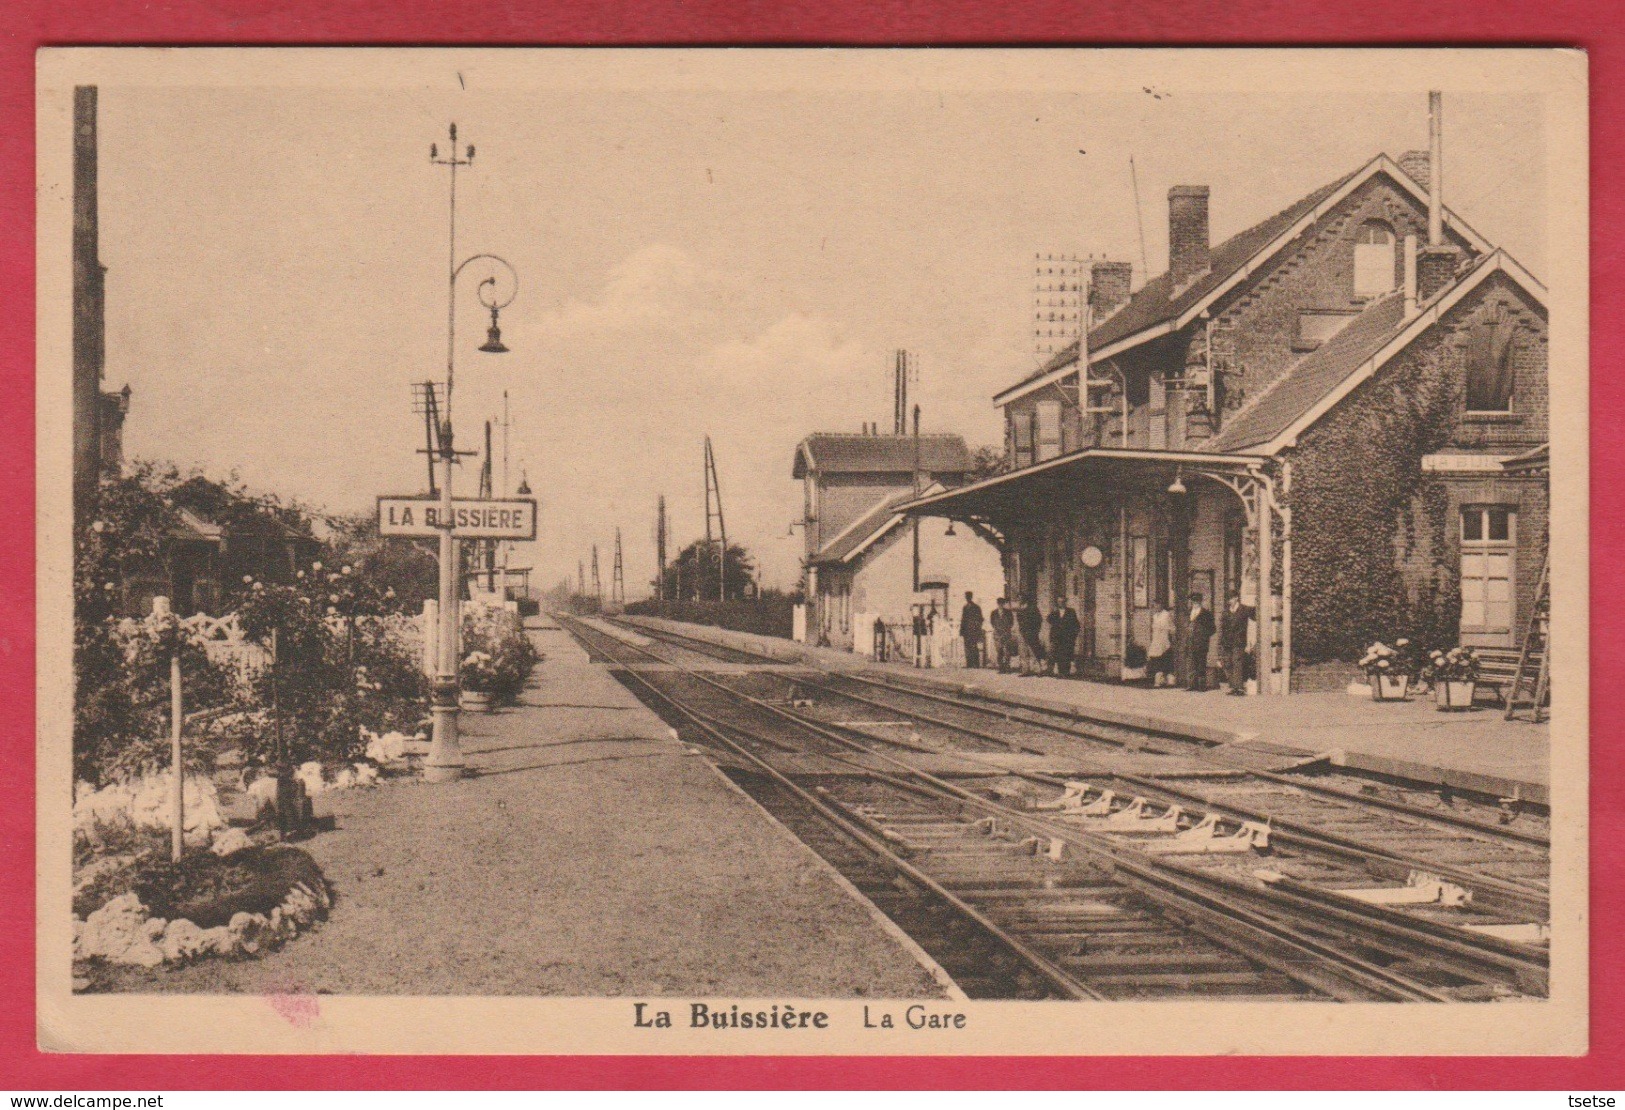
[234,564,427,768]
[461,606,540,703]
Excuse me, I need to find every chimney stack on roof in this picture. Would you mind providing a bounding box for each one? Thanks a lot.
[1398,149,1431,192]
[1418,90,1462,302]
[1088,260,1133,323]
[1167,185,1211,288]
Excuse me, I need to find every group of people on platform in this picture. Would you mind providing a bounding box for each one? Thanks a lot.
[957,591,1256,696]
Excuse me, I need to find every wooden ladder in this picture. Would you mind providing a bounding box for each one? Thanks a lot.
[1504,549,1550,722]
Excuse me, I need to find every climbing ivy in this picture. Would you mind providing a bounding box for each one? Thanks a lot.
[1288,335,1461,665]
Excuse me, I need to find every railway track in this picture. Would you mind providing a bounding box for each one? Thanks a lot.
[563,615,1550,1002]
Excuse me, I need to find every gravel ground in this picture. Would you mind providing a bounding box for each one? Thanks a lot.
[90,626,943,998]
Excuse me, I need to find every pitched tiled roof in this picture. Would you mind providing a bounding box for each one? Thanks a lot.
[1207,292,1409,452]
[810,490,913,565]
[1001,165,1368,396]
[793,433,972,478]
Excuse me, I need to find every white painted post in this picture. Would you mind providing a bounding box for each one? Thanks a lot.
[422,598,439,677]
[152,596,184,862]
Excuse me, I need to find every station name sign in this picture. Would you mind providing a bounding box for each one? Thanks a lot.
[377,496,538,540]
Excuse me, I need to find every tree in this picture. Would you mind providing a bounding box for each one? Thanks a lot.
[323,513,438,611]
[656,540,756,602]
[968,444,1006,483]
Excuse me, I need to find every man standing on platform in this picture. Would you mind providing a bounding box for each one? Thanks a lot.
[1016,598,1045,677]
[1187,593,1215,691]
[959,591,984,670]
[1220,594,1256,696]
[990,597,1015,673]
[1050,597,1080,678]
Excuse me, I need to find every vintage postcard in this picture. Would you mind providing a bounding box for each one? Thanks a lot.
[36,47,1589,1055]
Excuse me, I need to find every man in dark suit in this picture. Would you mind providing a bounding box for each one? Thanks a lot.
[1220,595,1256,696]
[959,591,984,669]
[1049,598,1080,678]
[1187,593,1216,691]
[1016,599,1045,677]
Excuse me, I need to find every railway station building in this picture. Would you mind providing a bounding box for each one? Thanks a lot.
[793,431,1004,654]
[903,147,1549,693]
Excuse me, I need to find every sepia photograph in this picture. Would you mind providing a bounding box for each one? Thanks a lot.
[35,47,1589,1056]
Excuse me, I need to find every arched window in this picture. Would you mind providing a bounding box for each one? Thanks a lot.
[1353,220,1397,298]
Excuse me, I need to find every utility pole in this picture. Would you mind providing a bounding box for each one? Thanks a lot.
[578,560,585,599]
[656,494,668,602]
[704,436,728,601]
[423,121,518,783]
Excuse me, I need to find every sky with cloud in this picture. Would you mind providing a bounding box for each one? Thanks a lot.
[89,52,1550,593]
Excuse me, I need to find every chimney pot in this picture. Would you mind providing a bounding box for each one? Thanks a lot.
[1398,149,1431,192]
[1167,185,1211,287]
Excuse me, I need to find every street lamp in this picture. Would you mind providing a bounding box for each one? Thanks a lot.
[424,123,519,784]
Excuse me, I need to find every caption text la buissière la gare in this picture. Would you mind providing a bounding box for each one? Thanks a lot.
[632,1002,967,1031]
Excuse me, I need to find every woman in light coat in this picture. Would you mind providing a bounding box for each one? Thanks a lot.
[1148,604,1175,687]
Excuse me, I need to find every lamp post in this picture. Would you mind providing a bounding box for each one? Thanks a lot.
[424,123,518,783]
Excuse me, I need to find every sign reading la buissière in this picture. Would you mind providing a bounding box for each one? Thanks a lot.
[377,496,538,540]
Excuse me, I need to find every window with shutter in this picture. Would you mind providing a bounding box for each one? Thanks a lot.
[1353,220,1397,298]
[1035,400,1062,462]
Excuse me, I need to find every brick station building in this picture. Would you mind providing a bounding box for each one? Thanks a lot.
[903,142,1549,693]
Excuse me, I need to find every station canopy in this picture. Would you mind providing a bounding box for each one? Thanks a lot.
[895,447,1268,523]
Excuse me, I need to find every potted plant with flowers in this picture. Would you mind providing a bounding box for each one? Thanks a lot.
[1359,639,1418,701]
[459,651,499,712]
[1425,646,1481,710]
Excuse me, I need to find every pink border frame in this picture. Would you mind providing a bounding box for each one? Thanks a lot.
[2,8,1617,1088]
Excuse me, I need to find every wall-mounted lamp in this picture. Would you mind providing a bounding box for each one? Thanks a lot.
[1167,468,1188,496]
[944,519,957,537]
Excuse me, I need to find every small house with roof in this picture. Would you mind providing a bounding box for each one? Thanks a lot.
[904,115,1549,693]
[793,430,1003,653]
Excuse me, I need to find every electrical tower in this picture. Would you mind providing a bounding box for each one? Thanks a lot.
[703,436,729,601]
[1034,253,1086,360]
[892,350,917,434]
[577,560,585,598]
[655,494,668,602]
[612,528,625,608]
[591,545,602,608]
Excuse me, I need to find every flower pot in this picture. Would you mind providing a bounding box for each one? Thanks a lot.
[1372,674,1411,702]
[459,689,495,713]
[1434,680,1476,710]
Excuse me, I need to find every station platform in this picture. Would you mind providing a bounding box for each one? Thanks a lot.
[623,616,1552,806]
[105,616,951,997]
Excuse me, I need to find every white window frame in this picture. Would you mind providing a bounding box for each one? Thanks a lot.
[1353,220,1397,299]
[1460,506,1516,638]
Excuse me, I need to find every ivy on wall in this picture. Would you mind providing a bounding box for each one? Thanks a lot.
[1288,335,1461,665]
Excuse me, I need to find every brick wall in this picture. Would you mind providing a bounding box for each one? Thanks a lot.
[1209,173,1477,420]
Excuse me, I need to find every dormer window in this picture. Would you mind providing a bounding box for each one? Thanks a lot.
[1353,220,1397,298]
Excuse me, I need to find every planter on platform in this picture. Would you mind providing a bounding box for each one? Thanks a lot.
[1372,674,1411,702]
[1434,680,1477,711]
[459,690,495,713]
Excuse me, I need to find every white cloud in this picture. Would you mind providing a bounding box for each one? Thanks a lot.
[538,243,712,339]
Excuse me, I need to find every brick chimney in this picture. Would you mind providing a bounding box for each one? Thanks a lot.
[1397,149,1431,192]
[1416,245,1460,303]
[1088,260,1133,320]
[1167,186,1211,288]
